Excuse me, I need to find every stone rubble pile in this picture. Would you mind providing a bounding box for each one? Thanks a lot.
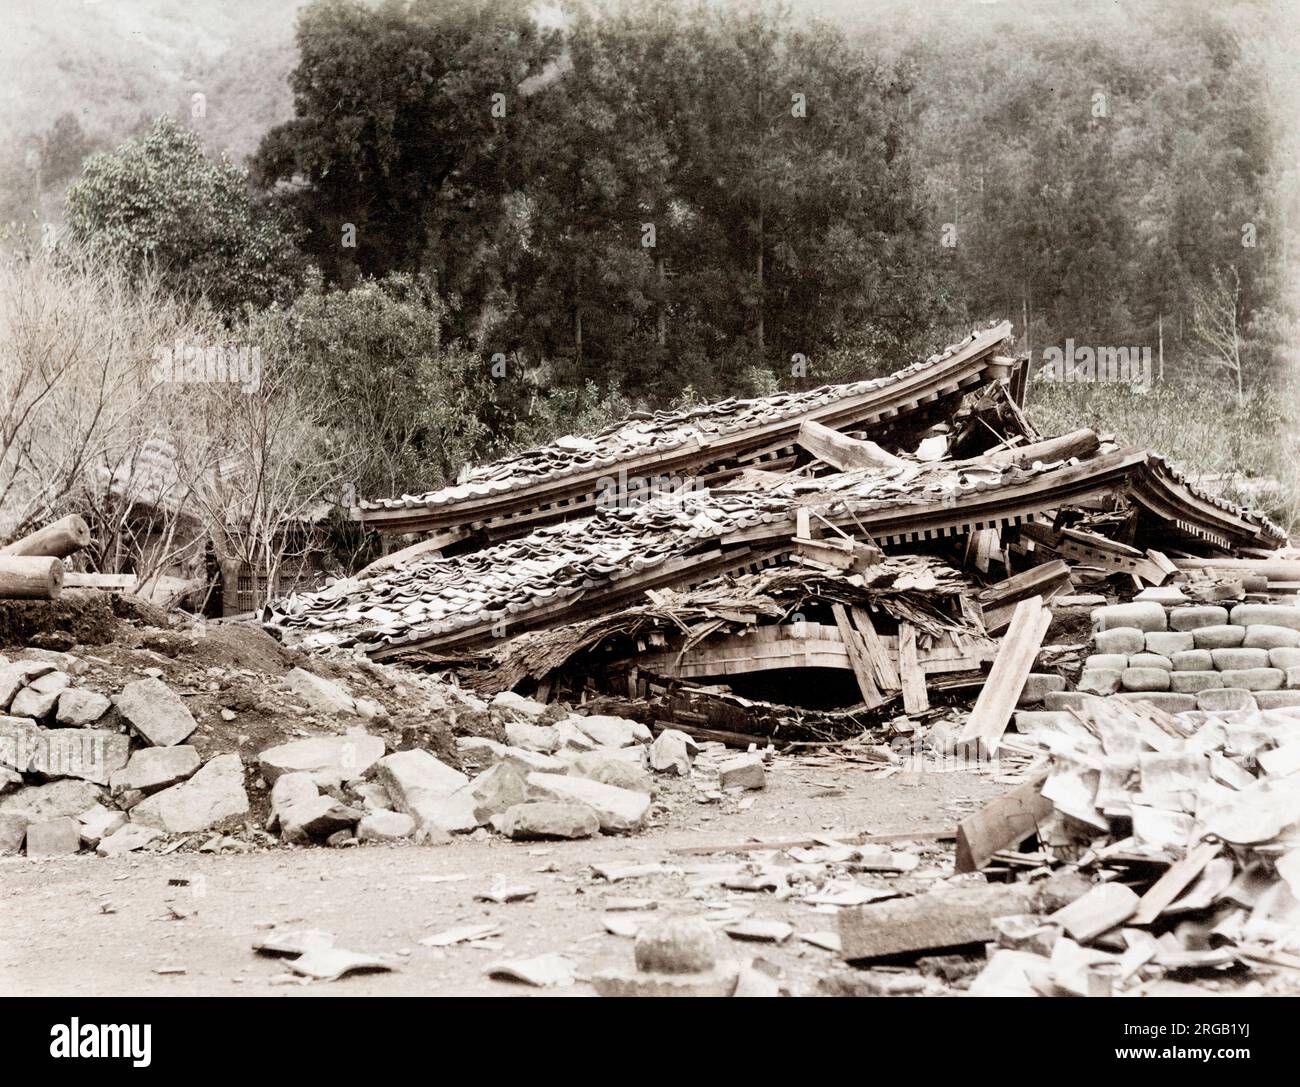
[255,687,767,847]
[1,649,251,858]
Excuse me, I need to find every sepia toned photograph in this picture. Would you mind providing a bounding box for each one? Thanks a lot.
[1,0,1298,1043]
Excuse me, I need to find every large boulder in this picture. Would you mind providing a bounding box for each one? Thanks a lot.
[468,762,528,823]
[373,749,469,833]
[495,801,599,840]
[0,811,27,854]
[282,667,356,715]
[257,733,385,788]
[649,729,698,776]
[572,752,655,795]
[525,772,650,832]
[570,714,652,749]
[109,746,201,806]
[130,753,249,833]
[95,823,163,857]
[55,689,112,727]
[114,678,198,747]
[279,795,362,843]
[29,728,130,786]
[504,720,558,754]
[25,817,82,857]
[0,660,55,710]
[357,809,415,842]
[267,771,320,832]
[374,749,468,811]
[0,779,103,820]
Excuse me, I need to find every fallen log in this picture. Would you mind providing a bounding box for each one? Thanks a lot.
[985,427,1099,468]
[0,514,90,559]
[0,556,64,600]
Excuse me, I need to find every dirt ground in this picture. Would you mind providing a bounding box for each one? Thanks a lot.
[1,758,1009,997]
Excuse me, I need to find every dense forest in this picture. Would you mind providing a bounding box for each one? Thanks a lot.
[2,0,1297,524]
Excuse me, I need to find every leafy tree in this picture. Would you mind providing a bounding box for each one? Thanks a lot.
[246,273,496,499]
[64,117,302,314]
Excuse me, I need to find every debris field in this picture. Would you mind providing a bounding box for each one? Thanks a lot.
[3,323,1298,996]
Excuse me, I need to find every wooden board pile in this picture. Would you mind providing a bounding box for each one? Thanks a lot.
[917,694,1300,994]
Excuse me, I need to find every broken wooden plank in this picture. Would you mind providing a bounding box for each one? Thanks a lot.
[831,604,884,708]
[1131,842,1221,925]
[954,765,1052,873]
[1049,882,1140,942]
[850,606,899,690]
[957,596,1051,756]
[897,621,929,715]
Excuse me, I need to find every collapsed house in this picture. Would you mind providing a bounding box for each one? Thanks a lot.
[264,321,1288,751]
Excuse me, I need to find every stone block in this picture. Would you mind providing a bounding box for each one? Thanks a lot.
[1215,668,1284,692]
[1196,688,1255,713]
[1168,605,1229,631]
[1128,653,1174,671]
[1168,671,1224,694]
[1170,649,1214,672]
[1192,625,1247,650]
[1229,604,1300,631]
[25,816,82,857]
[1092,603,1166,633]
[1077,669,1121,696]
[1094,628,1146,655]
[1018,673,1066,706]
[1253,690,1300,710]
[1210,648,1270,671]
[1083,654,1129,672]
[1121,668,1171,692]
[1114,692,1197,712]
[1144,632,1194,656]
[1242,625,1300,650]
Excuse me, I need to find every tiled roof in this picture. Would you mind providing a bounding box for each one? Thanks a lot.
[269,457,1059,654]
[357,325,1010,514]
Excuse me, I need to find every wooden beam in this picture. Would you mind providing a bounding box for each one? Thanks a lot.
[957,596,1051,757]
[954,765,1052,872]
[897,621,929,715]
[0,515,90,559]
[797,418,906,472]
[831,604,884,708]
[850,606,900,690]
[355,528,470,579]
[0,556,64,600]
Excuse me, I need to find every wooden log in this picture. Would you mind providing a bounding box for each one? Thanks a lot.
[897,622,930,715]
[0,514,90,558]
[0,556,64,600]
[957,596,1050,757]
[985,427,1099,468]
[797,418,906,472]
[954,765,1052,873]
